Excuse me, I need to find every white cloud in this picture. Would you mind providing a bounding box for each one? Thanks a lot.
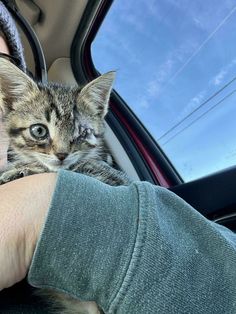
[145,40,197,99]
[179,90,207,120]
[116,38,140,65]
[166,0,236,33]
[142,0,162,20]
[147,80,161,98]
[119,9,146,34]
[139,98,150,109]
[138,51,187,110]
[211,58,236,86]
[212,69,228,86]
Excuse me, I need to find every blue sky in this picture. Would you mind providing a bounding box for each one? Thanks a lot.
[92,0,236,181]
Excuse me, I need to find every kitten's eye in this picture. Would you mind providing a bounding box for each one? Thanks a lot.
[30,124,48,140]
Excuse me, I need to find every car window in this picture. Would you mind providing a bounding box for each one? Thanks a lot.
[91,0,236,182]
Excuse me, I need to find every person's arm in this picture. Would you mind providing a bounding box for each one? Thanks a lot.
[1,171,236,313]
[0,173,56,290]
[28,170,236,314]
[0,30,9,54]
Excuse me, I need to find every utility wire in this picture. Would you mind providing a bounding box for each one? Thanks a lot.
[158,75,236,141]
[162,88,236,146]
[165,5,236,87]
[157,5,236,143]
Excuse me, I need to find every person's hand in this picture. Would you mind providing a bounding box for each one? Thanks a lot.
[0,173,56,290]
[0,31,10,54]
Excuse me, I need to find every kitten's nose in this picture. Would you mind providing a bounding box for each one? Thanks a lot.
[56,153,68,161]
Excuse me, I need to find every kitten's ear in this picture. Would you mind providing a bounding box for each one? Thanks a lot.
[0,58,38,114]
[77,71,115,118]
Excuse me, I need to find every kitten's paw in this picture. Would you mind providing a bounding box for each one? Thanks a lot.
[0,169,26,185]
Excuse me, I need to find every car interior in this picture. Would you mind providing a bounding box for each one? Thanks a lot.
[0,0,236,309]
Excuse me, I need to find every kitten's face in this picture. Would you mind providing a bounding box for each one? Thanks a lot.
[0,59,115,170]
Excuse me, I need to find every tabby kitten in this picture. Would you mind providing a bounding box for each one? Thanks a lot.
[0,58,130,313]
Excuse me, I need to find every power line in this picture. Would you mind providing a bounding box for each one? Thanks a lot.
[162,88,236,146]
[165,5,236,86]
[157,75,236,141]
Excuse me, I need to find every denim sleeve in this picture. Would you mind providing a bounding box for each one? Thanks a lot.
[28,170,236,314]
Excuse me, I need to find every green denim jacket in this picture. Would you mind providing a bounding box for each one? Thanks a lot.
[2,170,236,313]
